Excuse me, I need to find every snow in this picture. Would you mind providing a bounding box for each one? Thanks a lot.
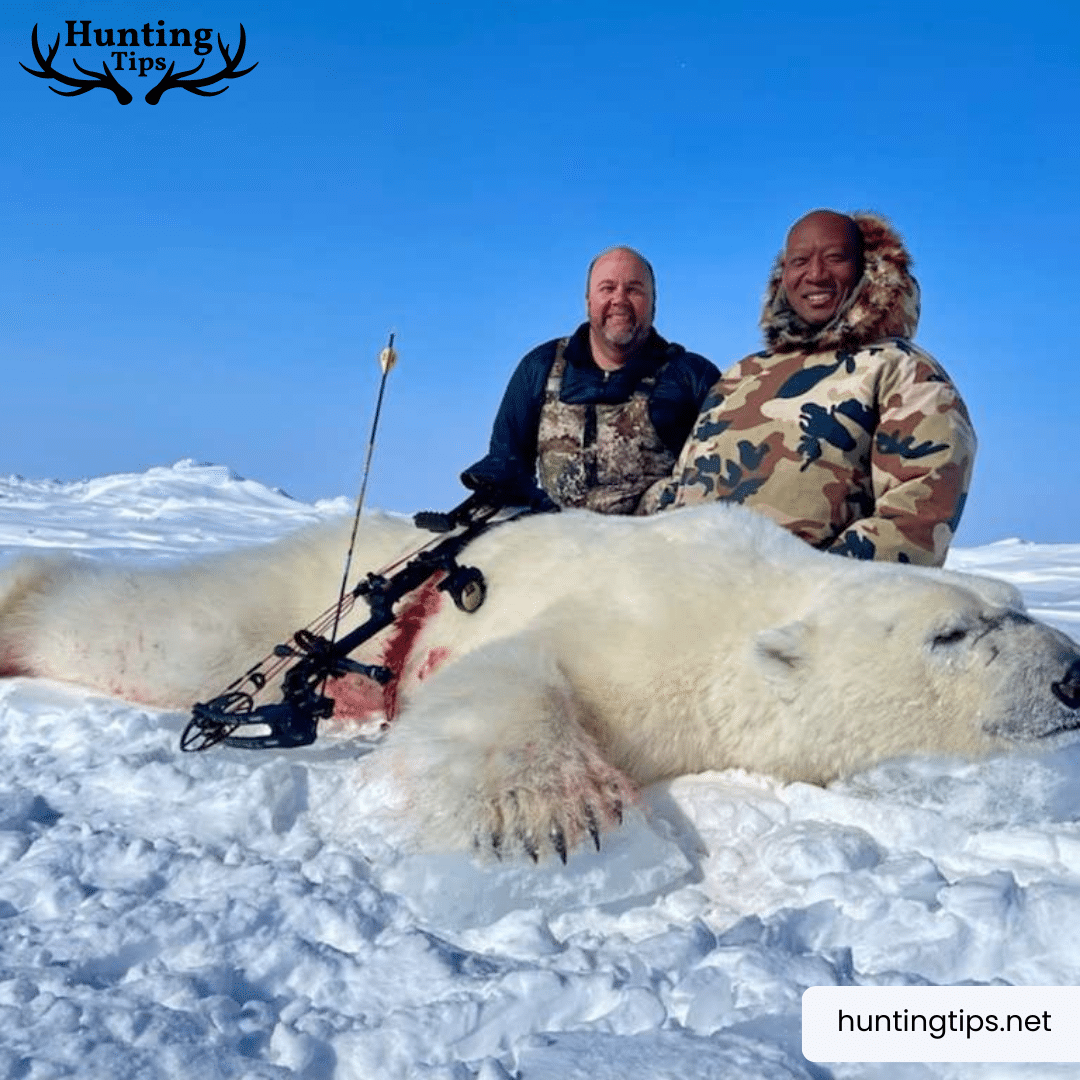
[0,461,1078,1079]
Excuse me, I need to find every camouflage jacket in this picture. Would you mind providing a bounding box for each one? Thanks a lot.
[641,214,976,566]
[462,324,718,511]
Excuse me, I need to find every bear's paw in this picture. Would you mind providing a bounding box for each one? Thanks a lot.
[471,735,637,863]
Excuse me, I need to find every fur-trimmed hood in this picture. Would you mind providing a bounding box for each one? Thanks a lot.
[761,212,921,354]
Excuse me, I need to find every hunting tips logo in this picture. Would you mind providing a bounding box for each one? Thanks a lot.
[20,20,258,104]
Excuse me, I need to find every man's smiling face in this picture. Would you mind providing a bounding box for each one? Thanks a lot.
[586,249,654,352]
[781,211,863,328]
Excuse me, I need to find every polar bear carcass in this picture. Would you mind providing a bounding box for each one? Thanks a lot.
[0,503,1078,860]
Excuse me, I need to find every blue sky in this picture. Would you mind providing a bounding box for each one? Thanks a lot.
[1,0,1077,545]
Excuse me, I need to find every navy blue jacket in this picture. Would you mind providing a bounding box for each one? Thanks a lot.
[462,324,719,505]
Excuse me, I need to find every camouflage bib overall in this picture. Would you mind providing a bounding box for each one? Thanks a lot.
[536,339,676,515]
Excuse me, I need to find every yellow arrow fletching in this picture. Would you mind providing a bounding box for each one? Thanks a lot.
[379,333,397,374]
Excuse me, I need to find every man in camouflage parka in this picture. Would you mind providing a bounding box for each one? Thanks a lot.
[641,210,976,566]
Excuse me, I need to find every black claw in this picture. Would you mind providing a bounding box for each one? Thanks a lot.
[612,799,623,826]
[585,805,601,851]
[551,825,568,864]
[521,831,539,863]
[491,828,504,859]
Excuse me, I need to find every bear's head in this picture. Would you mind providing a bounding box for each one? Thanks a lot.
[750,565,1080,783]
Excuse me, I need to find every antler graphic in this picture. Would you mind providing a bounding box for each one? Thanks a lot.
[19,24,133,104]
[145,25,258,105]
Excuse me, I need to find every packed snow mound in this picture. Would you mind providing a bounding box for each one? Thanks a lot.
[0,459,348,558]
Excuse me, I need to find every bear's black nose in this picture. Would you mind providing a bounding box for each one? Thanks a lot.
[1052,658,1080,709]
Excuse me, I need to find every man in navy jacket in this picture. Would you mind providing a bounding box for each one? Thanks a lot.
[462,246,718,514]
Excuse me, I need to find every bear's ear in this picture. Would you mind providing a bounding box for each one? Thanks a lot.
[753,621,810,685]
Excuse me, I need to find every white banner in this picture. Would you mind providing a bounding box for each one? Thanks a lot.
[803,985,1080,1063]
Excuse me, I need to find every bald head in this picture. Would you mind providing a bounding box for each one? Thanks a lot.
[585,246,656,316]
[786,209,862,253]
[781,210,864,327]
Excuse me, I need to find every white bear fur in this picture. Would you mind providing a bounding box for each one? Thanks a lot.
[1,503,1078,859]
